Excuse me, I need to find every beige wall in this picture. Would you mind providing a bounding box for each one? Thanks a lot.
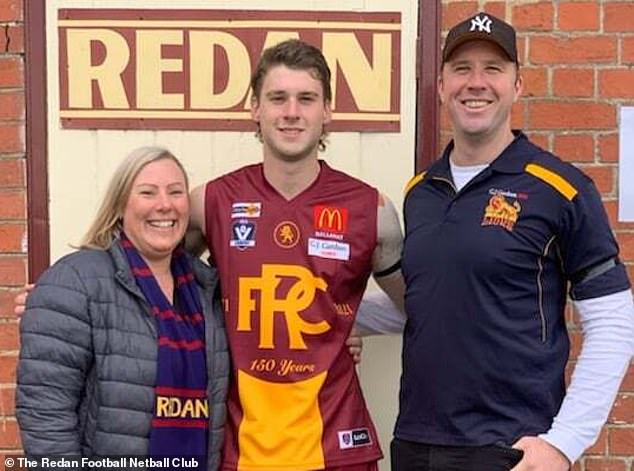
[46,1,417,468]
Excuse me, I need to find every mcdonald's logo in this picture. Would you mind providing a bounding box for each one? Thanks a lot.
[313,206,348,234]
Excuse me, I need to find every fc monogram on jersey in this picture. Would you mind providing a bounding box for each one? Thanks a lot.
[237,264,331,349]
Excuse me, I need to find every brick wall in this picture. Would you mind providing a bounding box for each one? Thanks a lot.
[0,0,632,467]
[0,0,25,455]
[441,1,634,469]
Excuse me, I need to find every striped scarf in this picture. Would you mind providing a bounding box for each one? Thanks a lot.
[121,233,208,467]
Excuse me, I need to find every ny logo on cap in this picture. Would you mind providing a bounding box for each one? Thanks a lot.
[470,14,492,33]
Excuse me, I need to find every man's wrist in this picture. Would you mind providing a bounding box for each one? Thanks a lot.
[539,430,581,464]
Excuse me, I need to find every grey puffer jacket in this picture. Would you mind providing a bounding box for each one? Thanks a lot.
[16,241,229,470]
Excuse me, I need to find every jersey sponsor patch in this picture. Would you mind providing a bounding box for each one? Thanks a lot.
[230,220,256,249]
[337,428,373,449]
[308,238,350,261]
[232,202,262,218]
[313,205,348,234]
[274,221,300,248]
[481,194,521,232]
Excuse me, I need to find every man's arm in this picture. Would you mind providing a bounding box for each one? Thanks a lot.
[372,193,406,310]
[186,183,209,257]
[512,289,634,470]
[355,193,407,336]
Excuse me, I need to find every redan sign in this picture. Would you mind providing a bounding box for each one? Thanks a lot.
[58,9,401,131]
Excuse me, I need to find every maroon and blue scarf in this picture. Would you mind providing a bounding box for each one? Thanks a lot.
[121,233,208,467]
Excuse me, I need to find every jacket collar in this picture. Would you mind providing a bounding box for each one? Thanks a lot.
[108,239,219,293]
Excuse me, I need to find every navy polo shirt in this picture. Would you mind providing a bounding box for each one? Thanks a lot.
[396,132,630,446]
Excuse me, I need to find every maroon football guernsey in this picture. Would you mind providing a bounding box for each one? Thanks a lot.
[205,161,382,470]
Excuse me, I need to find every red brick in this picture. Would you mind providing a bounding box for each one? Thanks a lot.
[0,418,20,448]
[0,256,26,286]
[521,67,548,98]
[554,134,594,163]
[0,355,16,383]
[7,24,24,54]
[0,125,24,153]
[558,2,599,31]
[528,102,615,130]
[0,190,25,220]
[616,233,634,263]
[510,101,525,129]
[0,387,16,416]
[553,68,594,98]
[512,3,553,31]
[0,224,25,252]
[0,322,18,351]
[605,4,634,32]
[483,2,506,21]
[620,364,634,392]
[0,24,24,54]
[584,457,627,471]
[586,426,608,454]
[442,2,478,31]
[598,133,619,163]
[0,288,22,320]
[530,36,617,64]
[524,132,550,151]
[603,200,634,232]
[0,92,24,121]
[0,57,23,88]
[0,160,24,188]
[599,70,634,99]
[581,166,615,195]
[609,394,634,425]
[624,37,634,65]
[608,427,634,455]
[0,0,22,22]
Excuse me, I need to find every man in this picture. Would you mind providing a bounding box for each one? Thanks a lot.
[358,12,634,471]
[188,39,405,470]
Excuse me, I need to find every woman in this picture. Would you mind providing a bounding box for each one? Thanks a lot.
[16,147,229,470]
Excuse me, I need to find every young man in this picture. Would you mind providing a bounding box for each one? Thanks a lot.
[366,12,634,471]
[189,39,405,471]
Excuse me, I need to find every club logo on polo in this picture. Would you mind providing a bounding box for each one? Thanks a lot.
[237,264,331,349]
[470,14,492,33]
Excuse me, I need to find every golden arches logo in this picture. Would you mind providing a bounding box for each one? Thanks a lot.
[237,264,331,349]
[314,205,348,233]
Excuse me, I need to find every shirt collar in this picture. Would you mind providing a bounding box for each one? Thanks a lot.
[427,131,539,180]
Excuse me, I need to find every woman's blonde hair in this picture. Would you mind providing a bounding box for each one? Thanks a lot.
[79,146,188,250]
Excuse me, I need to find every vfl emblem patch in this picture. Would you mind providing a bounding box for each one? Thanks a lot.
[481,194,521,231]
[274,221,300,248]
[337,428,373,449]
[308,238,350,261]
[232,202,261,218]
[230,220,256,249]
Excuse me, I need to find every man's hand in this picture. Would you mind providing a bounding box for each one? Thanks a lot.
[511,436,570,471]
[346,328,363,364]
[14,283,34,317]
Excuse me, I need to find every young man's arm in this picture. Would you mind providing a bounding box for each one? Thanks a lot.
[355,193,407,336]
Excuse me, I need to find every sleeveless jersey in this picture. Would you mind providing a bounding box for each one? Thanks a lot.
[205,161,382,470]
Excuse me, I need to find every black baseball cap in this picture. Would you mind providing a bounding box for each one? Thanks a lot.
[442,12,518,64]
